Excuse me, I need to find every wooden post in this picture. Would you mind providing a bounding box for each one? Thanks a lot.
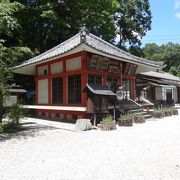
[94,113,97,126]
[81,51,87,106]
[93,95,97,126]
[48,64,51,105]
[63,60,67,105]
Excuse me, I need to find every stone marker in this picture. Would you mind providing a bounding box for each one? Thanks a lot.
[75,119,92,131]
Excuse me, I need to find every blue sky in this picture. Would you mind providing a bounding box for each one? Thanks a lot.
[142,0,180,46]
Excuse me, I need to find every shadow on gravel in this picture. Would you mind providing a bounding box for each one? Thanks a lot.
[0,123,58,142]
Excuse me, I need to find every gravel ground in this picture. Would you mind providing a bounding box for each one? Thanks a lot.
[0,113,180,180]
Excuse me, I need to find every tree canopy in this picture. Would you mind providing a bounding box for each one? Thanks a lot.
[115,0,152,48]
[0,0,33,122]
[1,0,151,53]
[142,42,180,77]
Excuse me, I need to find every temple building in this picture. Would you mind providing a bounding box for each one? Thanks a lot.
[13,27,180,122]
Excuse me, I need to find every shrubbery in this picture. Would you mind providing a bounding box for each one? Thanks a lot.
[0,102,26,134]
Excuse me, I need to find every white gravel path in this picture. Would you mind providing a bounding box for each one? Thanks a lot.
[0,113,180,180]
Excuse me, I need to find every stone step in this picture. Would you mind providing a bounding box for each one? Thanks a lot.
[143,114,152,119]
[128,111,153,119]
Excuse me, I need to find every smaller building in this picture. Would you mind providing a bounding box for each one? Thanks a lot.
[4,88,27,107]
[136,71,180,107]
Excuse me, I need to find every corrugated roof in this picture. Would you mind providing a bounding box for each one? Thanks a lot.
[13,27,164,69]
[84,84,116,96]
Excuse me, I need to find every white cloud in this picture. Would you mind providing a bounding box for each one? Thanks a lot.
[175,0,180,9]
[175,12,180,18]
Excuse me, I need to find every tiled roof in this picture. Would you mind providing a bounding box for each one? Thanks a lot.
[14,33,81,68]
[13,27,163,69]
[84,84,116,96]
[9,89,27,93]
[85,33,163,67]
[138,71,180,82]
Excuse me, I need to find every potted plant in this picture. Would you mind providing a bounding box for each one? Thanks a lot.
[100,114,116,131]
[171,108,178,115]
[118,114,133,126]
[153,109,164,119]
[132,113,145,123]
[163,108,173,117]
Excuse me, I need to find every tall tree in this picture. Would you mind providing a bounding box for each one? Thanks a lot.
[0,0,33,122]
[115,0,152,48]
[0,42,11,122]
[16,0,117,52]
[15,0,152,53]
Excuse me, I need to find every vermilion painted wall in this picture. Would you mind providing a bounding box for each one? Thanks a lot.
[35,51,136,119]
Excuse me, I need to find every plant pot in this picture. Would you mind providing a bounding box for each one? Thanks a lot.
[172,109,178,115]
[153,112,164,119]
[118,118,133,126]
[100,121,116,131]
[133,116,145,123]
[164,111,172,117]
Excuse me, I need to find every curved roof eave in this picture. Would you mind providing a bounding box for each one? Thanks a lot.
[82,43,163,69]
[13,29,164,73]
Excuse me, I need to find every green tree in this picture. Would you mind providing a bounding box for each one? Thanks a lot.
[0,42,12,122]
[14,0,152,53]
[142,43,160,60]
[15,0,117,52]
[142,42,180,77]
[115,0,152,48]
[0,0,33,122]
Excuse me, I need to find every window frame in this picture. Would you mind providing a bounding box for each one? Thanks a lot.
[51,77,63,104]
[68,74,82,104]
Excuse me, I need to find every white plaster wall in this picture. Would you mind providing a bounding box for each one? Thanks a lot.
[4,96,17,107]
[38,65,48,76]
[173,88,178,103]
[38,79,48,104]
[155,87,163,100]
[66,57,81,71]
[51,61,63,74]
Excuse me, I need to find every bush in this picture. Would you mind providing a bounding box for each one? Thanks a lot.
[7,102,26,124]
[0,124,3,133]
[0,122,25,134]
[0,102,26,134]
[0,122,23,133]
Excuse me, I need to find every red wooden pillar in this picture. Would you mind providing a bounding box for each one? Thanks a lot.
[35,66,38,105]
[48,64,51,105]
[131,77,135,100]
[103,75,107,86]
[81,51,87,107]
[63,60,67,105]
